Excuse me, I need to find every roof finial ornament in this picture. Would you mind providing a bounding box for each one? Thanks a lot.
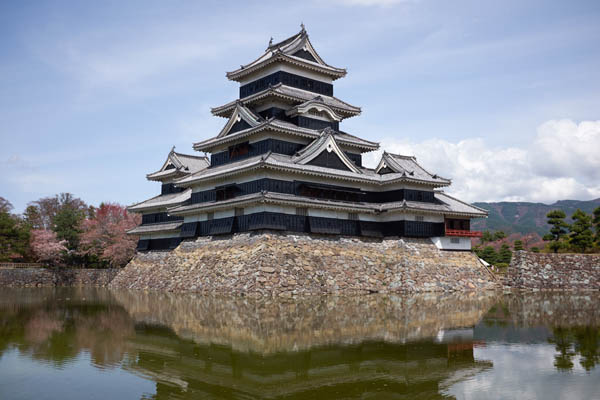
[170,145,176,153]
[268,37,273,46]
[300,22,306,33]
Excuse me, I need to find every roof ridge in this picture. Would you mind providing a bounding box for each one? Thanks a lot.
[384,151,416,160]
[266,27,305,51]
[173,151,209,160]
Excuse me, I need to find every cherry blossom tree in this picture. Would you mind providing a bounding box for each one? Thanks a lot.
[30,229,67,265]
[79,203,140,267]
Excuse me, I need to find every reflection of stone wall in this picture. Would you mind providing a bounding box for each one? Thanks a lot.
[502,292,600,327]
[0,268,118,288]
[506,252,600,290]
[110,232,498,295]
[112,289,500,354]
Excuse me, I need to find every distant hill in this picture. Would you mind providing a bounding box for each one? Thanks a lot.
[471,198,600,236]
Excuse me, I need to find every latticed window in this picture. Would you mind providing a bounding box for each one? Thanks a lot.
[235,208,244,216]
[207,212,214,221]
[348,213,359,221]
[415,216,424,222]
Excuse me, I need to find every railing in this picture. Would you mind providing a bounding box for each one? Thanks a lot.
[445,229,482,237]
[0,262,44,269]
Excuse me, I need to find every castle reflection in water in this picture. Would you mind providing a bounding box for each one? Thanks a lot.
[0,288,598,399]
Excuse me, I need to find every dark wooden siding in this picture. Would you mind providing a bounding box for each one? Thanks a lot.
[210,138,304,167]
[240,71,333,98]
[174,213,444,238]
[228,119,251,135]
[307,150,352,171]
[136,237,180,251]
[161,183,185,195]
[292,116,339,131]
[345,152,362,167]
[208,217,235,235]
[293,49,317,62]
[180,222,198,237]
[141,213,184,225]
[190,178,438,205]
[134,214,448,249]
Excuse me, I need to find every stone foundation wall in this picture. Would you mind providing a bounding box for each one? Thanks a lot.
[0,268,118,287]
[110,231,498,295]
[506,251,600,290]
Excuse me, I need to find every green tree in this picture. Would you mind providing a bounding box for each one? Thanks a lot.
[593,206,600,245]
[513,240,524,251]
[481,231,493,243]
[23,205,43,229]
[52,206,85,251]
[480,246,498,264]
[498,243,512,264]
[0,197,12,214]
[549,327,575,371]
[531,247,540,253]
[493,231,507,241]
[573,327,600,372]
[0,200,31,261]
[569,209,594,253]
[543,210,569,253]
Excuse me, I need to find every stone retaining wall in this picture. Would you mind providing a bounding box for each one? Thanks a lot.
[110,231,498,295]
[506,251,600,290]
[0,268,118,287]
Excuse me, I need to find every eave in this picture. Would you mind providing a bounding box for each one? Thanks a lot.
[193,120,378,153]
[126,221,183,235]
[168,192,378,217]
[226,52,347,82]
[168,191,486,219]
[211,84,361,119]
[174,155,450,189]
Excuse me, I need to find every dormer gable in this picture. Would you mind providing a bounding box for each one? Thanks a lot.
[375,152,451,185]
[285,97,343,122]
[146,147,210,182]
[293,128,362,173]
[216,102,263,138]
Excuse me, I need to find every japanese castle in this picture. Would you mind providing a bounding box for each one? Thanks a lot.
[128,26,487,251]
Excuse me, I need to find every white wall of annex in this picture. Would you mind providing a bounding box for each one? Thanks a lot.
[431,236,472,251]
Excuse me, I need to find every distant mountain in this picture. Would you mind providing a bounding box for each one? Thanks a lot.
[471,198,600,236]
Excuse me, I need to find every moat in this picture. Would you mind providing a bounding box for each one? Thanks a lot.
[1,288,599,399]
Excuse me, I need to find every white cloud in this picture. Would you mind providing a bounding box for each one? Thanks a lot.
[532,119,600,181]
[364,119,600,204]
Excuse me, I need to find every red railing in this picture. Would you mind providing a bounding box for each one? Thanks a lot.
[445,229,482,237]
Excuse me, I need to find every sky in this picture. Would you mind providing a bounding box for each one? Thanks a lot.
[1,0,600,213]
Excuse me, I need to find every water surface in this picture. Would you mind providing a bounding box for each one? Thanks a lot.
[0,288,598,399]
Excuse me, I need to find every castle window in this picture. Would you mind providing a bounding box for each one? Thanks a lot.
[296,207,308,216]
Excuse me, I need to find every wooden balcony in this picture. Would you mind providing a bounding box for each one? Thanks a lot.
[445,229,482,238]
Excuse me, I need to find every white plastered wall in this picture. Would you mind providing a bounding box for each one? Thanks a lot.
[431,236,472,251]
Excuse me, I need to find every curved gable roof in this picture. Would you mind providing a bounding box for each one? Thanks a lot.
[292,129,362,173]
[147,147,210,181]
[285,97,343,121]
[375,152,451,185]
[226,27,347,81]
[216,102,263,138]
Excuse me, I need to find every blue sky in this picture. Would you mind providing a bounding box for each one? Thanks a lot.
[1,0,600,212]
